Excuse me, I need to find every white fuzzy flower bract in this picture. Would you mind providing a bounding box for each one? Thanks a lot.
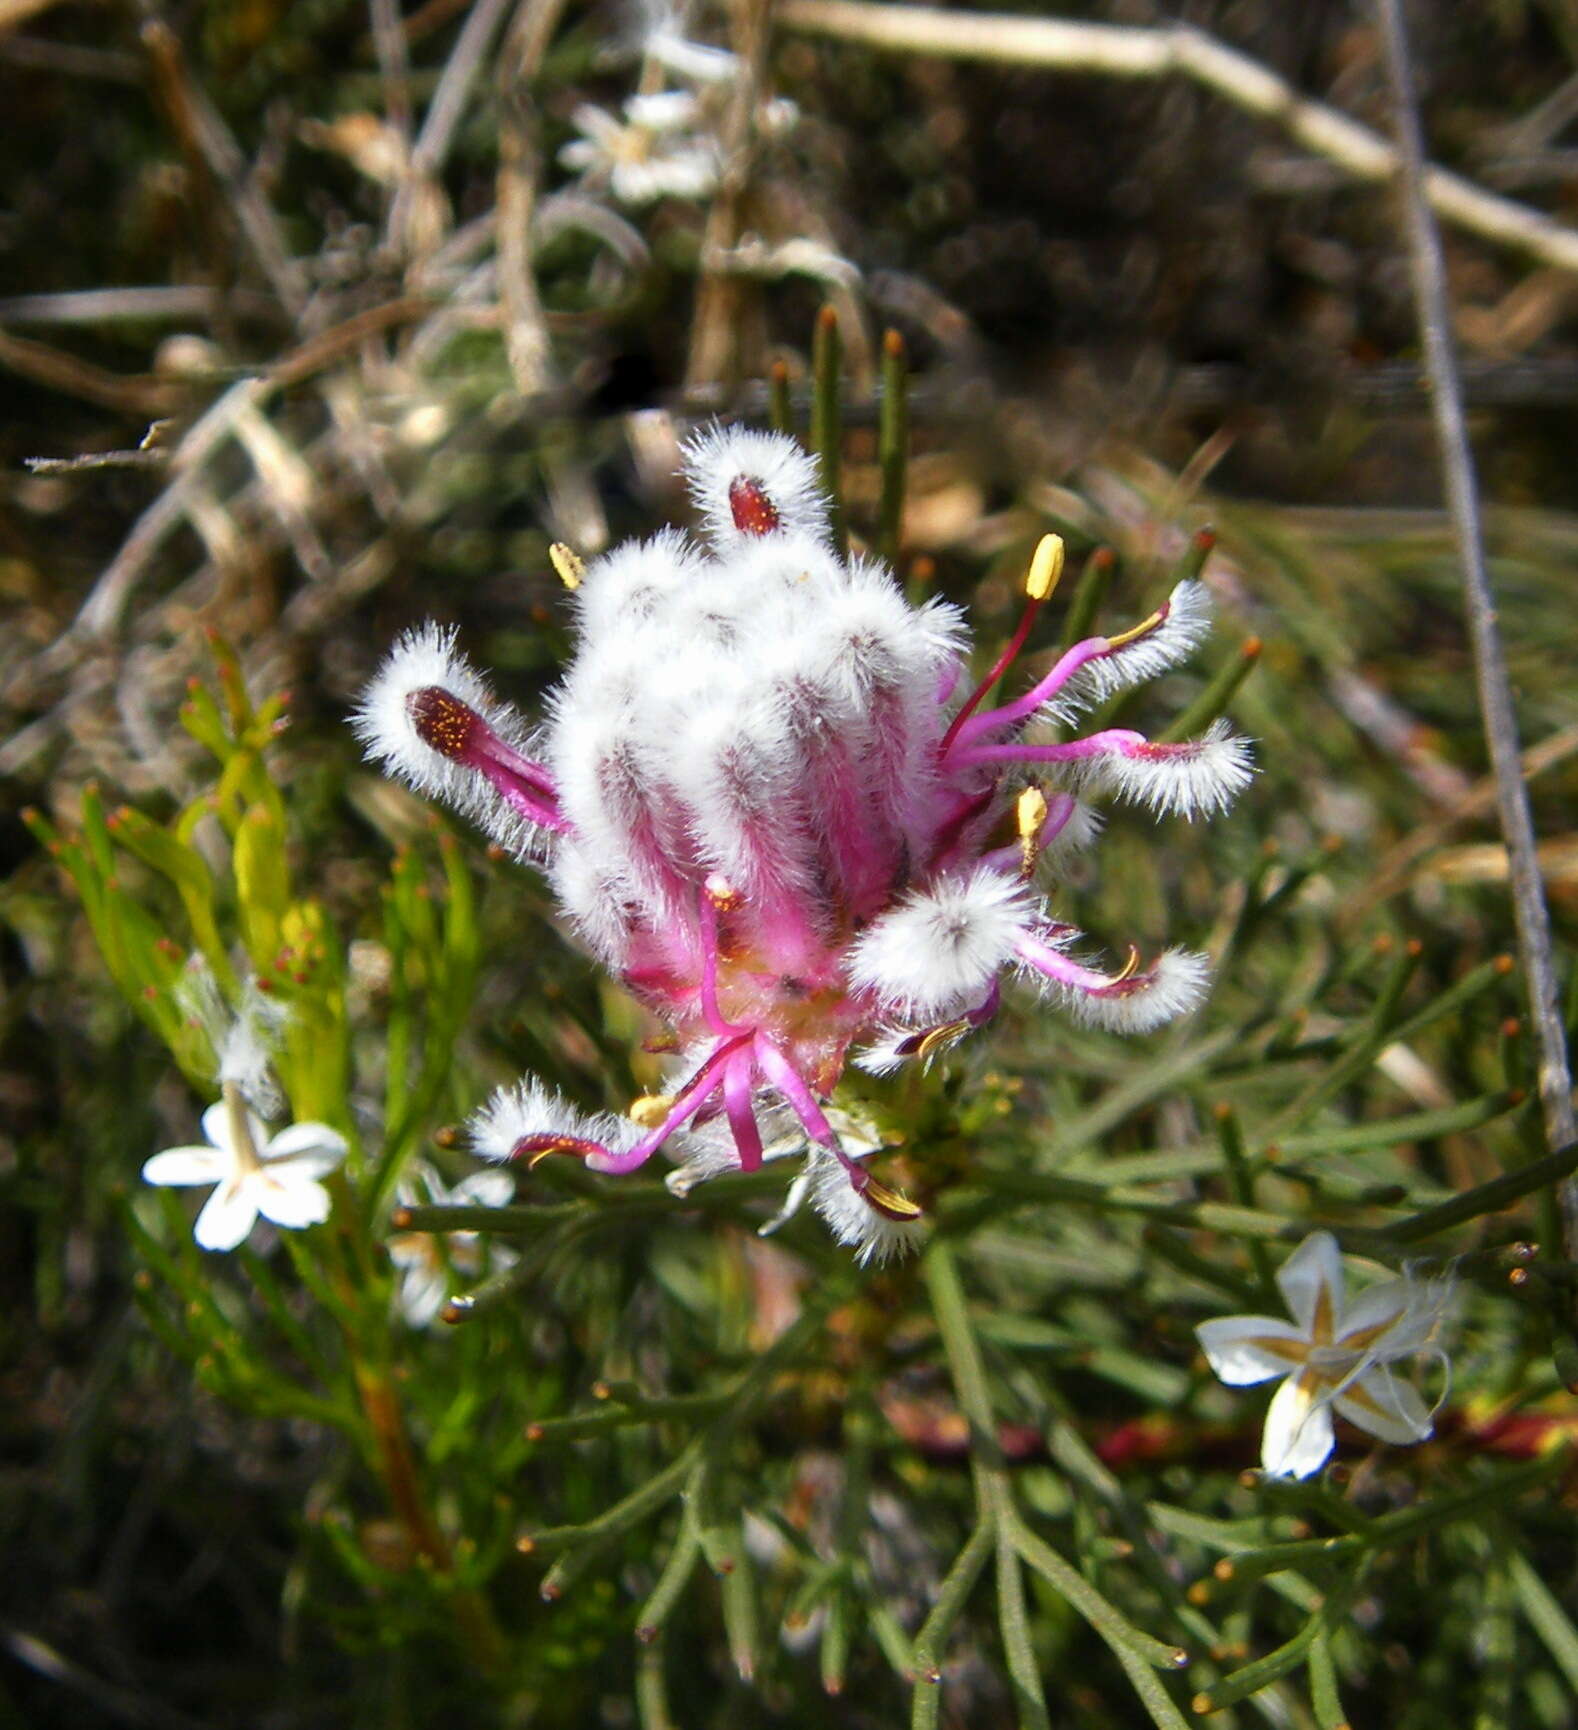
[1044,580,1213,719]
[142,1091,347,1252]
[354,428,1251,1259]
[847,869,1036,1021]
[1196,1231,1455,1478]
[806,1150,928,1267]
[682,425,833,551]
[1018,941,1212,1034]
[1053,720,1256,821]
[350,622,564,857]
[470,1078,643,1175]
[388,1165,517,1327]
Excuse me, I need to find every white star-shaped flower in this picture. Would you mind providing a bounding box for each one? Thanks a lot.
[1196,1231,1453,1478]
[142,1091,348,1252]
[558,97,720,206]
[387,1167,517,1327]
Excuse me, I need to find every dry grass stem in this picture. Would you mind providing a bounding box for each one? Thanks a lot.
[1374,0,1578,1253]
[779,0,1578,278]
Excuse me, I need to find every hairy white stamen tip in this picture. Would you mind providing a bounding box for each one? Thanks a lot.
[846,869,1037,1020]
[1040,798,1104,861]
[1047,579,1215,719]
[571,527,708,636]
[1058,721,1254,820]
[808,1154,927,1267]
[352,623,504,809]
[680,425,832,550]
[468,1078,641,1164]
[1050,947,1212,1033]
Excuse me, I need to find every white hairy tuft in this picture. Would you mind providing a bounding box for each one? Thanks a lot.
[1093,721,1255,819]
[352,623,553,861]
[807,1153,927,1267]
[681,425,833,551]
[846,868,1037,1020]
[1041,797,1104,860]
[468,1077,642,1164]
[571,527,708,637]
[1047,580,1214,720]
[1032,946,1212,1034]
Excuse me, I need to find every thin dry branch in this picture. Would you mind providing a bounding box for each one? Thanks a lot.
[496,0,569,394]
[0,0,65,36]
[137,11,309,318]
[778,0,1578,278]
[65,377,279,644]
[687,0,774,391]
[0,326,182,417]
[1373,0,1578,1258]
[388,0,517,259]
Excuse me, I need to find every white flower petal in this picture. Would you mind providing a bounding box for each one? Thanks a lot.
[455,1169,516,1208]
[199,1101,236,1151]
[1333,1367,1434,1446]
[1196,1316,1309,1386]
[142,1145,229,1187]
[194,1180,260,1252]
[1274,1231,1344,1339]
[386,1232,429,1272]
[398,1266,450,1328]
[1337,1277,1412,1344]
[264,1121,349,1175]
[1260,1372,1335,1478]
[254,1173,332,1231]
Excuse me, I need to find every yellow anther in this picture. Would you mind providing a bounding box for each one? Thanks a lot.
[1024,533,1065,602]
[628,1093,675,1129]
[861,1174,925,1221]
[917,1019,970,1062]
[1111,945,1143,984]
[704,871,742,913]
[1105,604,1167,651]
[548,542,585,591]
[1017,785,1049,875]
[525,1137,586,1169]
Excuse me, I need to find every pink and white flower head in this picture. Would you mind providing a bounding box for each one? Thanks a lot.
[354,428,1252,1262]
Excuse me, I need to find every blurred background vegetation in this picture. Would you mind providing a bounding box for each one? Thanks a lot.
[3,1,1578,1726]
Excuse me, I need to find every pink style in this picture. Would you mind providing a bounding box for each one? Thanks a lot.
[354,428,1252,1262]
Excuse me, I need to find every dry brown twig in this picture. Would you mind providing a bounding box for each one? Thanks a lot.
[387,0,516,262]
[496,0,571,394]
[686,0,775,391]
[778,0,1578,279]
[1372,0,1578,1261]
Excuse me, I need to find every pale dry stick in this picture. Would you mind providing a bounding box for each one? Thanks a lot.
[367,0,414,155]
[230,402,334,584]
[0,287,276,327]
[686,0,774,391]
[136,12,309,319]
[777,0,1578,279]
[65,377,278,645]
[1373,0,1578,1262]
[0,0,65,36]
[496,0,571,395]
[387,0,517,258]
[319,372,404,525]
